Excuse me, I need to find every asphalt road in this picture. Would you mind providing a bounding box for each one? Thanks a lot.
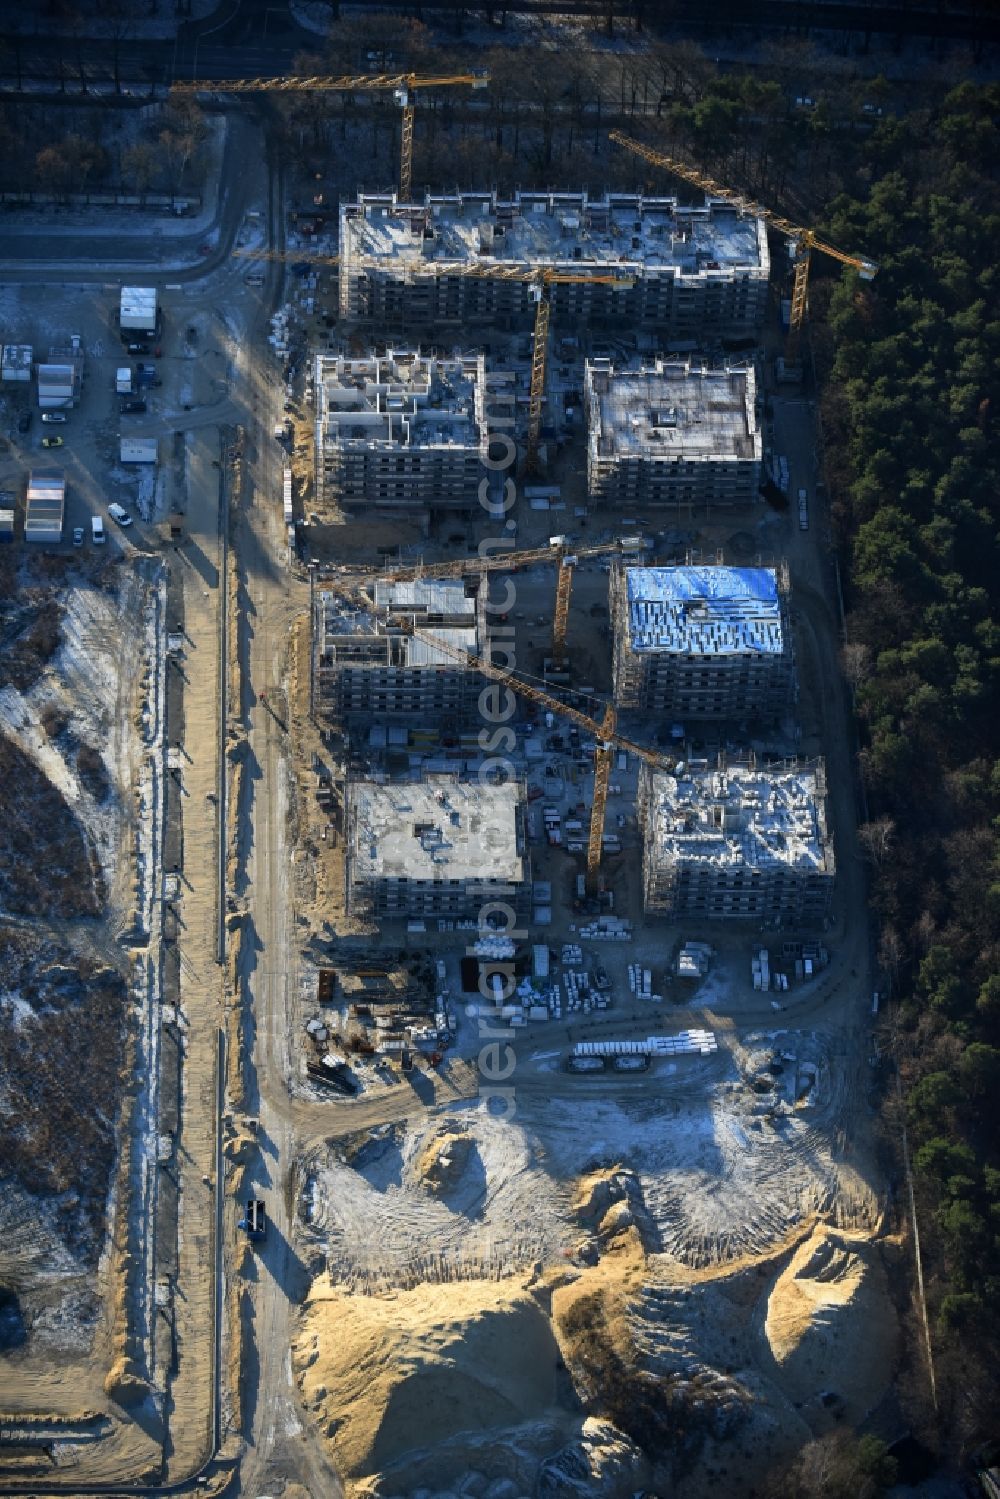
[0,113,257,272]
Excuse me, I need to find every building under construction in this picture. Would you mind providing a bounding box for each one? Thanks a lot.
[585,359,762,512]
[315,577,485,727]
[313,350,488,514]
[638,758,834,925]
[611,563,794,720]
[346,775,531,919]
[338,191,769,332]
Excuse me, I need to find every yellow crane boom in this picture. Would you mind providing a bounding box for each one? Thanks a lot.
[609,129,876,358]
[421,262,633,474]
[172,71,489,93]
[236,247,631,476]
[347,533,647,662]
[395,623,673,889]
[173,71,489,199]
[383,257,633,471]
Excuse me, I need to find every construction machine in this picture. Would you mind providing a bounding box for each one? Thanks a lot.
[392,620,674,891]
[173,72,489,200]
[350,532,648,664]
[609,130,877,368]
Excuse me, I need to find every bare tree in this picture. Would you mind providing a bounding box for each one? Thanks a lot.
[913,908,937,956]
[858,816,895,866]
[95,0,134,93]
[122,142,156,193]
[878,925,904,988]
[35,146,72,197]
[841,638,872,693]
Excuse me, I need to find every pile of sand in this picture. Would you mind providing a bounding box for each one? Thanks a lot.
[416,1125,474,1197]
[293,1275,561,1490]
[572,1167,655,1255]
[764,1225,897,1419]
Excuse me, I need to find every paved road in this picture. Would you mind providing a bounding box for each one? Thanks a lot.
[0,113,257,271]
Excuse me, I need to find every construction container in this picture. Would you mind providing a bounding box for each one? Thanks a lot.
[1,343,32,382]
[120,285,158,334]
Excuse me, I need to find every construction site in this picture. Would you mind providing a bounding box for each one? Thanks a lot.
[338,189,770,331]
[264,134,894,1496]
[0,47,901,1499]
[344,776,531,919]
[315,576,485,726]
[313,350,489,515]
[585,358,763,511]
[610,562,795,719]
[638,757,835,923]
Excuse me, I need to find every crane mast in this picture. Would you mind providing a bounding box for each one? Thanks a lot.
[344,533,646,663]
[173,71,489,200]
[608,129,876,361]
[526,286,551,476]
[391,623,673,891]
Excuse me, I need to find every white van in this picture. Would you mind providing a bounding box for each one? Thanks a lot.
[92,515,106,544]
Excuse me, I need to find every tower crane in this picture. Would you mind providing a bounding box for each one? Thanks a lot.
[391,622,673,890]
[419,262,634,474]
[350,533,647,664]
[232,247,633,475]
[172,71,489,200]
[609,130,877,362]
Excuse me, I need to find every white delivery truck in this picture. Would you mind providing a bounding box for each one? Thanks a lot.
[91,515,106,544]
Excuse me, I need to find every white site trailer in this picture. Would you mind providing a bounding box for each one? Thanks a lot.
[120,286,158,336]
[37,363,75,409]
[24,468,65,544]
[121,437,158,465]
[1,344,32,383]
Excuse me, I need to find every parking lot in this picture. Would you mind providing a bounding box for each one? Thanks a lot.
[0,270,258,558]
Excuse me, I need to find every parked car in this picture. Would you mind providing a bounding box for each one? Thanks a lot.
[41,435,63,448]
[17,412,31,433]
[107,503,133,528]
[120,398,147,414]
[41,412,67,424]
[126,341,150,355]
[72,526,84,547]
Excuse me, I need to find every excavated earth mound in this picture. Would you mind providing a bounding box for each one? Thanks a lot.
[763,1225,898,1420]
[293,1277,562,1487]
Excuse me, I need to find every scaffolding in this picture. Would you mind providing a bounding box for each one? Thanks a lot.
[345,774,532,918]
[639,757,834,925]
[611,560,795,720]
[315,577,486,727]
[338,190,770,331]
[585,359,762,513]
[313,350,488,514]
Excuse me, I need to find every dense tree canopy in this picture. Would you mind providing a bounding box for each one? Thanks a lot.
[816,81,1000,1431]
